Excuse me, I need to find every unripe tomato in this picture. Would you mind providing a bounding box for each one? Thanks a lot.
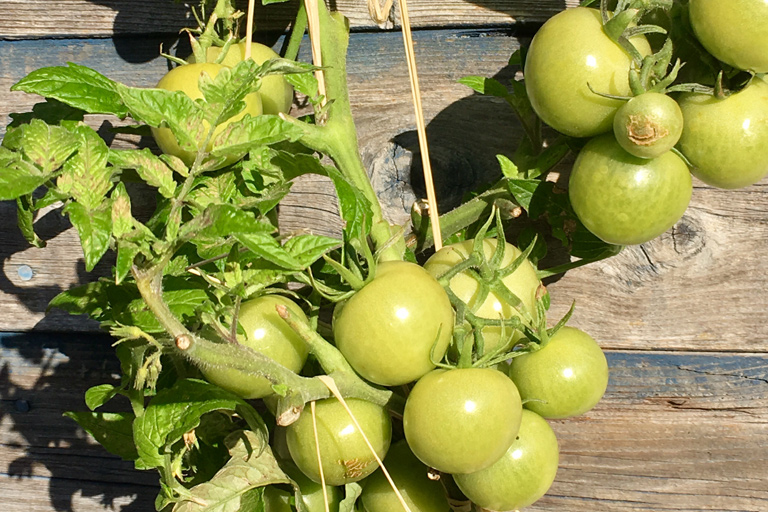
[613,92,684,159]
[677,77,768,189]
[569,133,692,245]
[424,238,541,356]
[285,398,392,486]
[201,295,309,399]
[283,462,342,512]
[150,62,262,167]
[454,410,559,511]
[524,7,651,138]
[688,0,768,73]
[509,326,609,419]
[403,368,523,474]
[333,261,454,386]
[360,440,449,512]
[263,486,292,512]
[192,42,294,115]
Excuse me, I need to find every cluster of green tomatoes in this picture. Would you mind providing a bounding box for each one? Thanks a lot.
[198,237,609,511]
[524,1,768,247]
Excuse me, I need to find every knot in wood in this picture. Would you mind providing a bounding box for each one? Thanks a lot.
[625,114,669,146]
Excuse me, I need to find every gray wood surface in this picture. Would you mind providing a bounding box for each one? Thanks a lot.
[1,1,767,511]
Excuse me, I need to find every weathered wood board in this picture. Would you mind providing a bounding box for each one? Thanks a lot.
[2,333,766,511]
[1,1,767,511]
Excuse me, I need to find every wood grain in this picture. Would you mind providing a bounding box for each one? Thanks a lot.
[2,333,766,511]
[0,0,580,38]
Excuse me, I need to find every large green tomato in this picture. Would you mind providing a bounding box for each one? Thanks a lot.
[524,7,651,137]
[688,0,768,73]
[263,486,292,512]
[403,368,522,474]
[193,42,294,115]
[677,77,768,189]
[509,326,609,419]
[454,410,559,511]
[569,133,692,245]
[283,462,342,512]
[201,295,309,399]
[424,238,541,357]
[150,62,263,167]
[285,398,392,486]
[360,441,450,512]
[333,261,454,386]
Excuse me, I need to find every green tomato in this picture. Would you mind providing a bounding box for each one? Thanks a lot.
[360,440,450,512]
[283,462,342,512]
[524,7,651,137]
[286,398,392,486]
[677,77,768,189]
[192,42,294,115]
[688,0,768,73]
[613,92,684,159]
[403,368,522,474]
[424,238,541,357]
[150,62,263,167]
[201,295,309,399]
[333,261,454,386]
[569,133,692,245]
[509,326,609,419]
[263,486,292,512]
[454,410,559,511]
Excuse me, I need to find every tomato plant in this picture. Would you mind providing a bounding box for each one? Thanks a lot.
[424,238,541,357]
[285,398,392,486]
[333,261,454,386]
[454,409,559,511]
[677,77,768,189]
[201,295,310,399]
[191,41,295,115]
[613,92,684,159]
[402,368,523,474]
[524,7,651,138]
[569,133,692,245]
[150,62,263,167]
[688,0,768,73]
[360,440,449,512]
[509,326,609,419]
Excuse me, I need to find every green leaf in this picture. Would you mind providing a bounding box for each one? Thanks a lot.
[58,125,112,211]
[497,154,521,179]
[0,158,48,201]
[110,182,133,238]
[109,148,177,198]
[48,279,111,320]
[12,63,128,117]
[116,83,203,152]
[16,195,45,248]
[457,76,509,98]
[211,115,304,160]
[197,204,276,238]
[64,411,138,461]
[283,234,342,268]
[20,119,80,174]
[338,482,363,512]
[115,241,141,284]
[173,430,289,512]
[235,233,304,271]
[133,379,266,470]
[85,384,119,410]
[64,201,112,271]
[188,173,238,212]
[326,168,373,243]
[507,178,540,211]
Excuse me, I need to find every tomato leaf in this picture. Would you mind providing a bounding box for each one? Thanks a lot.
[235,232,304,271]
[64,411,138,461]
[326,167,373,244]
[0,159,49,200]
[16,195,46,248]
[19,119,80,174]
[64,201,112,272]
[11,63,128,117]
[57,125,113,211]
[338,482,363,512]
[133,379,267,470]
[210,115,304,160]
[173,430,289,512]
[84,384,120,411]
[48,279,112,320]
[283,234,342,268]
[458,75,510,98]
[197,204,276,238]
[109,148,178,198]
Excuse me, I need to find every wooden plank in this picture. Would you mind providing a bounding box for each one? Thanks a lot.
[0,0,580,38]
[2,332,766,511]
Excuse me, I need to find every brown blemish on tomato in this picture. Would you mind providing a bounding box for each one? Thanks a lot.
[342,458,372,479]
[626,114,669,146]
